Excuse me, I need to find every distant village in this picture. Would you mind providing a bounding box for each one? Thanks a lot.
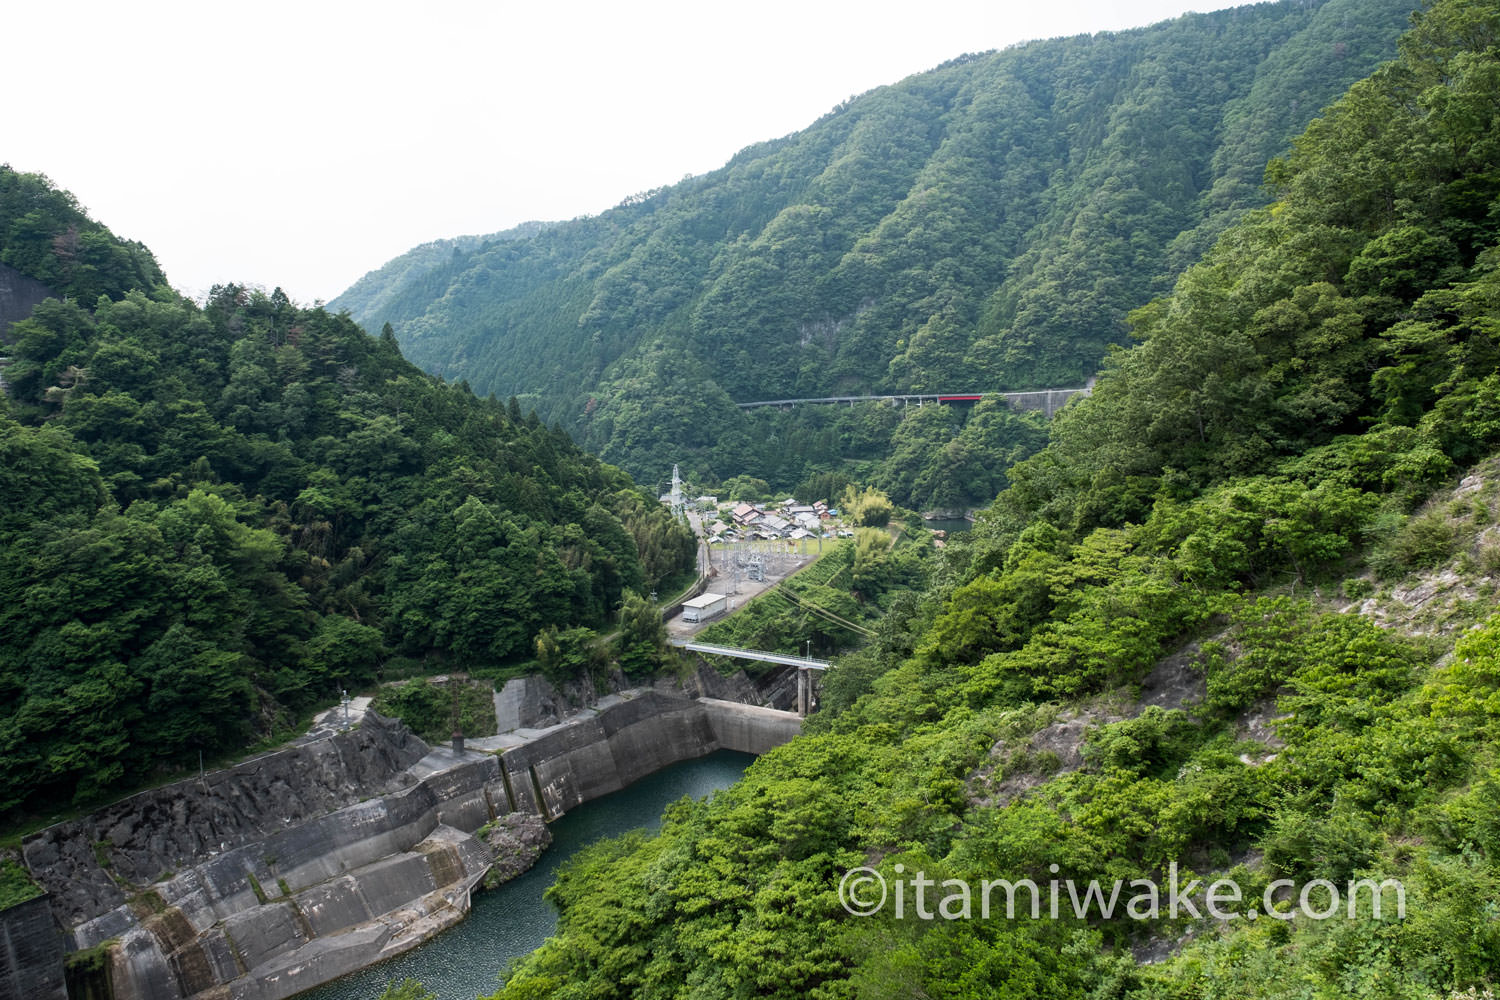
[661,493,854,545]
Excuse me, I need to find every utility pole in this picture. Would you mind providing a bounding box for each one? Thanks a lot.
[798,640,813,717]
[450,679,464,754]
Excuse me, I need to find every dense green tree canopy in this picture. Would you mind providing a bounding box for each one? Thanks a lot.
[333,0,1413,504]
[9,3,1500,997]
[0,167,163,303]
[0,168,693,817]
[478,3,1500,997]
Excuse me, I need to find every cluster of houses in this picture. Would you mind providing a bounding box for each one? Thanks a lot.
[698,496,846,545]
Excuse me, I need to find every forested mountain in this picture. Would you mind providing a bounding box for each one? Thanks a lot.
[334,0,1414,504]
[483,1,1500,996]
[0,171,163,306]
[331,222,549,323]
[0,166,693,818]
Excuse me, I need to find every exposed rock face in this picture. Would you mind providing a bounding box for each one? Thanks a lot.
[23,712,429,928]
[1135,643,1209,712]
[737,664,802,712]
[0,261,54,341]
[1347,458,1500,636]
[659,662,767,707]
[968,641,1211,808]
[482,813,552,887]
[493,675,587,732]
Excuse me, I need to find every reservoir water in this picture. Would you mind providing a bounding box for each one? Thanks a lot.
[301,750,755,1000]
[923,517,973,537]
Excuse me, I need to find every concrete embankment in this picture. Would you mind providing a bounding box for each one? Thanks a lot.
[0,896,66,1000]
[8,688,800,1000]
[471,690,800,819]
[701,699,804,755]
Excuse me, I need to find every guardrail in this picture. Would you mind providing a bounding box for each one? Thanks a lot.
[667,639,831,671]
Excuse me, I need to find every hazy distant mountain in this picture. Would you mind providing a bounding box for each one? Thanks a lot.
[331,223,550,321]
[332,0,1414,489]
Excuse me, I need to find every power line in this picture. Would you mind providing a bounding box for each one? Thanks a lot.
[768,582,874,637]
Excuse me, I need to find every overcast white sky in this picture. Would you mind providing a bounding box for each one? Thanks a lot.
[5,0,1213,305]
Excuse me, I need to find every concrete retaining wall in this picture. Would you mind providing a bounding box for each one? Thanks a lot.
[500,693,720,818]
[485,692,803,818]
[79,761,500,1000]
[21,689,802,1000]
[700,699,805,755]
[0,895,66,1000]
[25,712,429,929]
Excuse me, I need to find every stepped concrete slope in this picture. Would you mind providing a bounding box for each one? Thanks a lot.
[8,688,799,1000]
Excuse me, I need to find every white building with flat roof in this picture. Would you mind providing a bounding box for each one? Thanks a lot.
[681,592,729,623]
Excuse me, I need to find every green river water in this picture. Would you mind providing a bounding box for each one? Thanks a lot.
[299,750,755,1000]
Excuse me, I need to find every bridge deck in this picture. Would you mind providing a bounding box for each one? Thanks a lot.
[669,639,830,671]
[734,387,1090,413]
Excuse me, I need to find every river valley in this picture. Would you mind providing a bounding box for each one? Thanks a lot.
[301,751,753,1000]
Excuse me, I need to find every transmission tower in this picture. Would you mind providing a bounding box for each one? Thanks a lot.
[669,463,685,520]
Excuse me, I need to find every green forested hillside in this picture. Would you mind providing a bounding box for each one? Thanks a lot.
[331,223,549,322]
[483,2,1500,996]
[0,169,163,305]
[0,167,693,818]
[334,0,1413,505]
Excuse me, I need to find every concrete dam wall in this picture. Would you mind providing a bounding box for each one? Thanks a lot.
[12,689,799,1000]
[484,691,798,818]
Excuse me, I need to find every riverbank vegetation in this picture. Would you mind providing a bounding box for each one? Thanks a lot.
[483,3,1500,995]
[369,677,499,743]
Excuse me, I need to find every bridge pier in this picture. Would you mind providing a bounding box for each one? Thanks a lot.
[667,640,829,717]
